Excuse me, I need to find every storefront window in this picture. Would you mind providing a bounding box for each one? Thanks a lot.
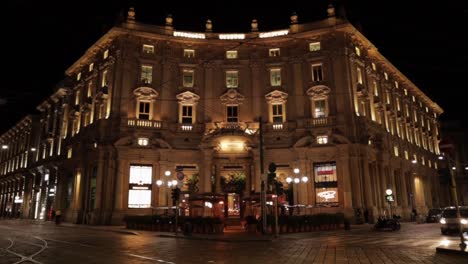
[128,165,152,208]
[314,162,338,206]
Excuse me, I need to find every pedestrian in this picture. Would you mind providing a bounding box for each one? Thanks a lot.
[411,208,417,222]
[55,209,62,225]
[364,209,369,223]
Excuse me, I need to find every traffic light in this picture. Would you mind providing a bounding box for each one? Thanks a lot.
[275,181,284,195]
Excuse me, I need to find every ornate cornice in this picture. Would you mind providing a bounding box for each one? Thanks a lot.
[265,89,288,104]
[220,88,245,105]
[176,91,200,105]
[306,85,331,100]
[133,86,159,101]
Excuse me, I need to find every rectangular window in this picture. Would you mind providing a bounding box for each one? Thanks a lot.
[101,70,108,87]
[317,135,328,144]
[270,69,281,86]
[76,72,81,81]
[142,44,154,54]
[269,48,280,57]
[355,46,361,56]
[128,165,152,208]
[312,64,323,82]
[384,72,388,80]
[371,62,377,71]
[309,42,320,52]
[226,50,238,59]
[184,49,195,58]
[314,99,326,118]
[183,69,194,87]
[395,81,399,88]
[373,81,378,96]
[182,105,193,124]
[356,67,363,84]
[87,82,93,97]
[272,104,283,123]
[141,65,153,84]
[226,71,239,88]
[89,63,94,72]
[103,49,109,59]
[75,90,80,105]
[138,101,150,120]
[227,105,238,122]
[394,146,399,157]
[396,97,401,111]
[314,162,338,206]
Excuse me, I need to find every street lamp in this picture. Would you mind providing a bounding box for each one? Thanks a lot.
[385,187,394,217]
[285,172,308,214]
[1,145,8,150]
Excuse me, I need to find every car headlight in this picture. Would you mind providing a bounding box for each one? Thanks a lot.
[440,218,447,224]
[461,219,468,225]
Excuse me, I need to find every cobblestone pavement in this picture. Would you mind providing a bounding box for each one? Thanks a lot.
[0,220,466,264]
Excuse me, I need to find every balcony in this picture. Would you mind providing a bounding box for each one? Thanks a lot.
[303,116,335,128]
[265,122,289,132]
[127,119,162,129]
[176,123,205,133]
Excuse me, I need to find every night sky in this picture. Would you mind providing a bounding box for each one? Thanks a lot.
[1,0,467,134]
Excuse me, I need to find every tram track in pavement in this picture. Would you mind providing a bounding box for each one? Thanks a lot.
[1,236,47,264]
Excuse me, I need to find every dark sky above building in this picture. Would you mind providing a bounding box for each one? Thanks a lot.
[1,0,467,134]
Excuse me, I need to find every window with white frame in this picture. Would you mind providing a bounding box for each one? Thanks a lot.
[128,165,152,208]
[314,99,326,118]
[270,69,281,86]
[317,135,328,144]
[138,101,150,120]
[226,71,239,88]
[140,65,153,84]
[226,50,238,59]
[312,64,323,82]
[181,105,193,124]
[183,69,194,87]
[314,162,338,206]
[269,48,280,57]
[272,104,283,123]
[184,49,195,58]
[226,105,238,122]
[309,42,320,52]
[142,44,154,54]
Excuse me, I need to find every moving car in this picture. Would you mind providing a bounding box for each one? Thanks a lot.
[439,206,468,235]
[426,208,442,223]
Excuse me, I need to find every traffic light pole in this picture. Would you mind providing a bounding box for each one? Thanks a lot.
[259,117,267,235]
[274,194,279,237]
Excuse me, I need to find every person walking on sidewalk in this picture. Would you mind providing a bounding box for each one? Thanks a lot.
[55,209,62,225]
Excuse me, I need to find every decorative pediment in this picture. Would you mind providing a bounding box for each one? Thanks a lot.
[307,85,331,100]
[133,87,159,101]
[176,91,200,105]
[220,88,245,105]
[265,90,288,104]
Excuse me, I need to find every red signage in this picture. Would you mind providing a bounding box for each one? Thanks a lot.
[317,170,334,175]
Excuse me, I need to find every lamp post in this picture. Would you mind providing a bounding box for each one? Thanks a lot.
[385,188,394,217]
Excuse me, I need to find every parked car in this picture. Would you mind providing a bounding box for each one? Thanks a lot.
[439,206,468,235]
[426,208,442,223]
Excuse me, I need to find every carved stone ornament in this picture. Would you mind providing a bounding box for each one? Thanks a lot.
[133,87,159,101]
[176,91,200,105]
[220,88,245,105]
[306,85,331,100]
[265,90,288,104]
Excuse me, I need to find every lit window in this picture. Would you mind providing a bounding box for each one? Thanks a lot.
[75,90,80,105]
[412,95,416,102]
[373,81,378,96]
[314,163,338,206]
[395,81,399,88]
[76,72,81,81]
[140,65,153,84]
[87,81,93,97]
[396,97,401,111]
[371,62,377,71]
[272,104,283,123]
[355,46,361,56]
[269,48,280,57]
[101,70,108,87]
[184,49,195,58]
[270,69,281,86]
[394,146,399,157]
[312,64,323,82]
[138,101,150,120]
[227,105,238,122]
[89,63,94,72]
[404,89,408,96]
[414,110,418,122]
[103,49,109,59]
[314,99,326,118]
[143,44,154,54]
[317,135,328,144]
[309,42,320,52]
[385,91,391,104]
[226,71,239,88]
[138,138,149,146]
[384,72,388,80]
[128,165,152,208]
[67,148,72,159]
[425,106,429,113]
[183,69,194,87]
[226,50,238,59]
[356,67,363,84]
[181,105,193,124]
[404,150,409,160]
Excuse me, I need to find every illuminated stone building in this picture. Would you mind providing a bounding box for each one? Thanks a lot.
[0,6,444,224]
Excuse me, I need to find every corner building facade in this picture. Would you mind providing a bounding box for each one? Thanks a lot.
[0,10,444,225]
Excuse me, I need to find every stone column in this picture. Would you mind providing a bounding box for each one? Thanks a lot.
[244,162,251,195]
[199,149,213,193]
[349,155,363,208]
[215,161,221,193]
[253,150,262,192]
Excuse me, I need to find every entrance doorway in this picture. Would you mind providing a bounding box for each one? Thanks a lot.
[227,193,240,217]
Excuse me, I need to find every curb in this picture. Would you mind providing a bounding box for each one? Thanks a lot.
[156,234,273,243]
[436,246,468,256]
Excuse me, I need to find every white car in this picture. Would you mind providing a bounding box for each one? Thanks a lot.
[439,206,468,235]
